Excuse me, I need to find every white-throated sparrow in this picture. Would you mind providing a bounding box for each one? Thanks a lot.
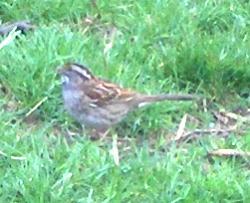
[58,63,196,132]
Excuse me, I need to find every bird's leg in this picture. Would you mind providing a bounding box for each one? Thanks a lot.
[90,128,110,140]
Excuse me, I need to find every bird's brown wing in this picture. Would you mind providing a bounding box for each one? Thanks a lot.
[83,78,137,107]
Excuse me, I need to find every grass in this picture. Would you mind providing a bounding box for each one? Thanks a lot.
[0,0,250,202]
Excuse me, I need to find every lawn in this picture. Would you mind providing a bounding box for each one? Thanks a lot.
[0,0,250,202]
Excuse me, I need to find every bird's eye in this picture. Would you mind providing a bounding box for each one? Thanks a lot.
[61,75,69,84]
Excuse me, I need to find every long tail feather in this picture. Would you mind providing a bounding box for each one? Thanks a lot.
[137,94,198,108]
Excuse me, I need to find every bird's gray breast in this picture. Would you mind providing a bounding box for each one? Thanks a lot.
[62,85,86,119]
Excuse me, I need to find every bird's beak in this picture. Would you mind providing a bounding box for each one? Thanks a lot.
[57,66,65,75]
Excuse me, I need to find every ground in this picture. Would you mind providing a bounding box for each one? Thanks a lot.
[0,1,250,202]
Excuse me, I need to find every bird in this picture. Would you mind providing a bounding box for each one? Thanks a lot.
[58,63,197,133]
[0,20,35,36]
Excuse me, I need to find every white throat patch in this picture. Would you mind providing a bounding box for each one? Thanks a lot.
[61,75,69,84]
